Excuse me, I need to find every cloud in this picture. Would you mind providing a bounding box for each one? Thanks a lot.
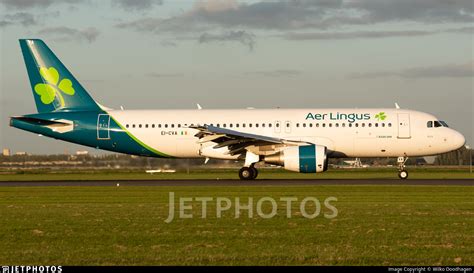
[283,26,474,40]
[112,0,163,11]
[160,40,178,47]
[350,61,474,79]
[284,30,435,40]
[198,30,256,51]
[0,12,36,27]
[0,0,84,9]
[146,72,184,78]
[245,70,302,77]
[116,0,473,35]
[38,27,100,43]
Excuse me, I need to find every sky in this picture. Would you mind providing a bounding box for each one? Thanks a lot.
[0,0,473,154]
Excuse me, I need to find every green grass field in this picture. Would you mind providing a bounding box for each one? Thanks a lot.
[1,167,473,181]
[0,184,473,265]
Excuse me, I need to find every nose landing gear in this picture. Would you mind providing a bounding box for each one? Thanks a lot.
[397,156,409,179]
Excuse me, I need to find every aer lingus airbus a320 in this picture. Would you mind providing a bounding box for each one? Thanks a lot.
[11,39,466,179]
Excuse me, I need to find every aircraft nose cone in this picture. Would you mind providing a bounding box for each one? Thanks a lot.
[452,131,466,150]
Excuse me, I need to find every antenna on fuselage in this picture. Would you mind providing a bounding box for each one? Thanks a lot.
[197,103,202,110]
[395,103,400,109]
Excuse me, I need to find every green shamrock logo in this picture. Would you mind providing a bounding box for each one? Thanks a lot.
[34,67,75,107]
[375,112,387,121]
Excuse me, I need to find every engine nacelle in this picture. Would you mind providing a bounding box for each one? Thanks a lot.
[264,144,328,173]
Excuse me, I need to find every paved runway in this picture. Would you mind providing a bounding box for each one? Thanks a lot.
[0,179,473,186]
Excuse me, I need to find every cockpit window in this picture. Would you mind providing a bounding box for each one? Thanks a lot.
[439,121,449,127]
[428,120,448,128]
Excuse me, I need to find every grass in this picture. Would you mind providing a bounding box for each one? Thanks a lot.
[0,184,473,265]
[0,167,473,181]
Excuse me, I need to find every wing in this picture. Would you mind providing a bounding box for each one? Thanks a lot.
[190,125,308,156]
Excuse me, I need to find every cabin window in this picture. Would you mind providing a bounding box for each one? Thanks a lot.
[275,123,279,127]
[223,124,227,128]
[322,123,326,128]
[316,123,319,127]
[303,123,306,128]
[236,124,239,128]
[126,124,129,128]
[268,123,272,127]
[152,124,155,128]
[229,124,233,128]
[262,123,265,128]
[255,124,259,128]
[145,124,148,128]
[388,123,392,127]
[349,123,352,127]
[361,123,365,127]
[375,123,378,127]
[139,124,142,128]
[178,124,181,128]
[249,124,253,128]
[335,123,339,127]
[242,123,246,128]
[342,123,346,127]
[355,123,359,127]
[368,123,372,127]
[296,123,299,128]
[309,123,313,128]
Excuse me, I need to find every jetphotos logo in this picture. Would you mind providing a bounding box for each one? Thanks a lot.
[34,66,75,107]
[305,112,388,123]
[165,192,338,223]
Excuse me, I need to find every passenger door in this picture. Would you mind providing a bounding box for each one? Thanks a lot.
[397,113,411,139]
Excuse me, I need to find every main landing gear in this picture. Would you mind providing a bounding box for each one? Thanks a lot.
[239,165,259,180]
[397,156,409,179]
[239,152,260,180]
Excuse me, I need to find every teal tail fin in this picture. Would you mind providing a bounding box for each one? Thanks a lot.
[19,39,101,113]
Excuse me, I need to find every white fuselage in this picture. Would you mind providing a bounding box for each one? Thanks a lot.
[107,108,465,159]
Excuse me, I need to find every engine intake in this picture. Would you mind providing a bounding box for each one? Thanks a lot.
[265,144,328,173]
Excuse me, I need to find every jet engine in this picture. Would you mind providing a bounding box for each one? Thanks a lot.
[264,144,328,173]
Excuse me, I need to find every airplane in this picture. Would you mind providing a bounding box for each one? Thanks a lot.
[10,39,466,180]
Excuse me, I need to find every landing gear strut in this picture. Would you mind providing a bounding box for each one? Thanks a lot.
[397,156,409,179]
[239,165,258,180]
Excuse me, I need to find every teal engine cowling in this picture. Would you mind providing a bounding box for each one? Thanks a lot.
[264,144,328,173]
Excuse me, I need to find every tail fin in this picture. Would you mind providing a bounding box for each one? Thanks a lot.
[19,39,101,113]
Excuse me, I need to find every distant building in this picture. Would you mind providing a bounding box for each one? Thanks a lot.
[76,151,89,155]
[2,148,11,156]
[15,152,27,156]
